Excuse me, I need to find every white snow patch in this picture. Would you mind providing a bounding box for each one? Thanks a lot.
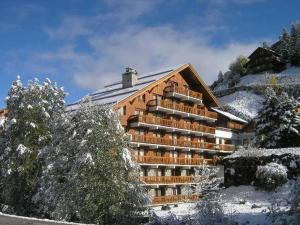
[219,91,263,119]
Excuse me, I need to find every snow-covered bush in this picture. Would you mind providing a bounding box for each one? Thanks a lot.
[255,163,288,190]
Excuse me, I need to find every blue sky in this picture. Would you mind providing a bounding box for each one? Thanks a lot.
[0,0,299,108]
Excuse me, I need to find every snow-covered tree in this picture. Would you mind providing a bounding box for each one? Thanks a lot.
[0,77,66,215]
[290,22,300,65]
[35,99,147,225]
[228,56,248,87]
[255,88,300,148]
[278,28,291,62]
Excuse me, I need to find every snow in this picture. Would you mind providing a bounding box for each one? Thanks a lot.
[238,66,300,87]
[219,91,263,119]
[10,118,17,124]
[211,107,248,123]
[16,144,29,155]
[153,183,293,225]
[30,122,36,128]
[225,147,300,159]
[0,212,92,225]
[0,118,5,127]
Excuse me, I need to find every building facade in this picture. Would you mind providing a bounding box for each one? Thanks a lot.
[67,64,246,205]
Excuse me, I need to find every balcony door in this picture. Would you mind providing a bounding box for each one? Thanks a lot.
[171,168,181,176]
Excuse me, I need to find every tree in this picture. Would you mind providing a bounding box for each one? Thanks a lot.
[35,99,147,224]
[228,56,248,87]
[290,22,300,65]
[278,28,291,62]
[0,77,66,215]
[255,87,300,148]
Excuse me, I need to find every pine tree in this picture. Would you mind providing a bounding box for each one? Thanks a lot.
[255,88,280,148]
[278,28,291,62]
[290,22,300,65]
[35,99,147,225]
[0,77,66,215]
[275,92,300,147]
[255,88,300,148]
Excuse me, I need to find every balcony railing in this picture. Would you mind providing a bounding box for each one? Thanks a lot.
[147,99,217,121]
[164,86,202,103]
[134,155,215,166]
[152,194,199,204]
[216,144,235,152]
[227,121,245,130]
[129,115,215,136]
[130,134,217,151]
[140,176,193,184]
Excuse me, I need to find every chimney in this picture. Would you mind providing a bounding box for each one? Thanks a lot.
[122,67,138,88]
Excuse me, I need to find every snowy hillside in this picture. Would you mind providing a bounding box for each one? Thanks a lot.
[238,66,300,87]
[218,91,263,119]
[213,66,300,119]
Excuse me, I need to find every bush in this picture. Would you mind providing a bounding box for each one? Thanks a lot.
[255,163,288,190]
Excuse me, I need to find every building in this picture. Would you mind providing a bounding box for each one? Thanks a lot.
[67,64,245,205]
[246,47,286,74]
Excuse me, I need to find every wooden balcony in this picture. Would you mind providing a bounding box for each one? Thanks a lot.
[216,144,235,152]
[129,115,215,137]
[130,134,217,151]
[147,99,217,122]
[140,176,193,184]
[134,155,215,166]
[152,194,199,204]
[227,121,245,130]
[164,86,202,104]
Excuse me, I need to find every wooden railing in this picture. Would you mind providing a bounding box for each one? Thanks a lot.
[140,176,193,184]
[131,134,216,150]
[227,121,245,130]
[129,115,215,134]
[147,99,217,120]
[134,155,215,166]
[216,144,235,152]
[152,194,199,204]
[164,86,202,100]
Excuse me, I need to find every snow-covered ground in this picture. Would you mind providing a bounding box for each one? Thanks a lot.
[153,183,292,225]
[0,212,90,225]
[219,91,263,119]
[238,66,300,87]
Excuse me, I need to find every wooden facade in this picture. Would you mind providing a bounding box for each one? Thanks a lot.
[246,47,286,74]
[111,64,235,204]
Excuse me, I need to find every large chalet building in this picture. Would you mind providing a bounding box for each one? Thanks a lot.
[67,63,247,205]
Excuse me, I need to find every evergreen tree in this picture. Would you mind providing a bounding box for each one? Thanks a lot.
[278,28,291,62]
[290,22,300,65]
[255,88,300,148]
[0,77,66,215]
[275,92,300,147]
[35,100,147,225]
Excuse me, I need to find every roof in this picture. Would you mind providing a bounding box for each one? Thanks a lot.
[66,63,219,111]
[211,107,248,124]
[248,47,280,59]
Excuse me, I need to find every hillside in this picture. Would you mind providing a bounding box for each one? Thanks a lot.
[212,66,300,120]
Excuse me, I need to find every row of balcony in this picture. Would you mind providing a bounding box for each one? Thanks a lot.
[164,86,202,104]
[140,176,193,184]
[227,121,245,130]
[130,115,215,137]
[134,155,215,166]
[130,134,235,152]
[152,194,199,205]
[147,99,217,122]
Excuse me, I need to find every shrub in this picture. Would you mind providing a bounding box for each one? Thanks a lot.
[255,163,288,190]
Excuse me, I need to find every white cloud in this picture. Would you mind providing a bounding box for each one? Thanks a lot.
[60,25,258,89]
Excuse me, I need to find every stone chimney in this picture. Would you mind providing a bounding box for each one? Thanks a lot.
[122,67,138,88]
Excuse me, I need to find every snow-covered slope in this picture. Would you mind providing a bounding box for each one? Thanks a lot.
[213,66,300,119]
[219,91,263,119]
[238,66,300,87]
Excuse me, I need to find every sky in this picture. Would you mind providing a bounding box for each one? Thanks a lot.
[0,0,299,108]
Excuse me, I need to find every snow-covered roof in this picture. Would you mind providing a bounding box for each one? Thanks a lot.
[211,107,248,124]
[66,64,184,111]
